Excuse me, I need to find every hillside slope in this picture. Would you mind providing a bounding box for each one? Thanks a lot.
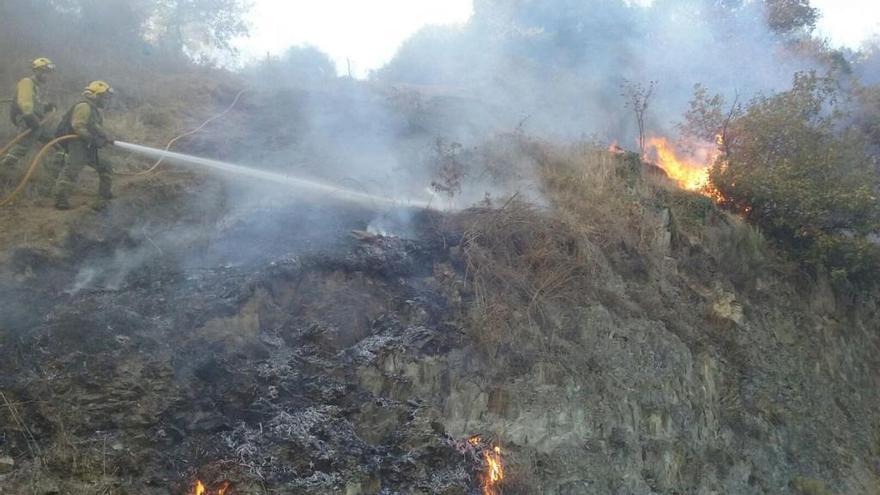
[0,89,878,495]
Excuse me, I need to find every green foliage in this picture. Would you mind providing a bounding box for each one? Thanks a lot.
[1,0,248,60]
[852,83,880,148]
[150,0,250,56]
[678,83,743,147]
[251,45,338,87]
[658,187,716,228]
[764,0,818,36]
[706,72,880,285]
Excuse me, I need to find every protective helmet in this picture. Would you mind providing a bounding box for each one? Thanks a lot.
[83,80,115,98]
[32,58,56,72]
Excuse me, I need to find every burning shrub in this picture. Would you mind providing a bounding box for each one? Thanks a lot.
[694,72,880,286]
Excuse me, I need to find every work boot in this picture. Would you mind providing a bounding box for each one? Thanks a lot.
[54,196,71,210]
[98,181,113,201]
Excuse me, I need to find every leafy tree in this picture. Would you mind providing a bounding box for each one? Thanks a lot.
[764,0,818,36]
[855,40,880,85]
[678,83,743,155]
[255,45,338,86]
[149,0,250,55]
[701,72,880,284]
[374,26,475,85]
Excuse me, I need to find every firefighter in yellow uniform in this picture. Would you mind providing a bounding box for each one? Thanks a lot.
[1,58,58,179]
[53,81,115,210]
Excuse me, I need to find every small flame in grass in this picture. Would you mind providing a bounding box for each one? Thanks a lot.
[483,446,504,495]
[608,141,625,155]
[192,480,230,495]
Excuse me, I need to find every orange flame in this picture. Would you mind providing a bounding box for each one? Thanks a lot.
[608,141,625,155]
[482,446,504,495]
[192,480,229,495]
[645,136,717,192]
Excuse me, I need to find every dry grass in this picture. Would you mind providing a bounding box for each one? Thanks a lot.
[1,391,43,464]
[458,140,644,355]
[458,136,783,356]
[535,142,669,257]
[460,199,606,356]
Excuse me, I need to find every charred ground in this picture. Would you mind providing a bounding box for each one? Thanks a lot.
[0,169,479,493]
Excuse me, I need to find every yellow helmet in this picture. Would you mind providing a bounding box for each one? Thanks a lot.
[32,57,56,72]
[83,80,114,98]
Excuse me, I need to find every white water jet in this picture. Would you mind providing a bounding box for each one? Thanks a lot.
[114,142,445,211]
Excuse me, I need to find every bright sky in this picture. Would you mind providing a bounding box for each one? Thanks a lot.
[812,0,880,50]
[235,0,879,77]
[235,0,474,76]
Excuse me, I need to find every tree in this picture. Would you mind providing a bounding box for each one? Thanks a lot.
[707,72,880,284]
[764,0,818,36]
[256,45,338,86]
[855,40,880,85]
[621,80,656,156]
[678,83,743,156]
[150,0,250,56]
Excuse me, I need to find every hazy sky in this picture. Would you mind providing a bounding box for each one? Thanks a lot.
[235,0,473,76]
[235,0,879,76]
[812,0,880,49]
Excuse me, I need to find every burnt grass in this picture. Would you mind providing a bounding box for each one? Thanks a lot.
[0,182,482,494]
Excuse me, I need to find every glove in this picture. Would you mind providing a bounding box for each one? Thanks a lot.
[23,113,40,131]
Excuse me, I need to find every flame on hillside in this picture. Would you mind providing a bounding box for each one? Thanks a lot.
[191,480,230,495]
[644,136,719,193]
[468,436,505,495]
[483,445,504,495]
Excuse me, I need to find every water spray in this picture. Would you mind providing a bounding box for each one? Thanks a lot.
[0,86,445,211]
[113,141,444,211]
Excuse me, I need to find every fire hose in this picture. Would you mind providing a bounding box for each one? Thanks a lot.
[0,111,56,162]
[0,134,77,207]
[118,88,247,176]
[0,89,246,207]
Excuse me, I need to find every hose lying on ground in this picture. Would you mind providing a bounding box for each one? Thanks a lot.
[0,134,77,207]
[119,89,247,176]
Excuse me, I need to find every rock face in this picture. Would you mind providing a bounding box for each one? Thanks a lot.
[0,172,878,495]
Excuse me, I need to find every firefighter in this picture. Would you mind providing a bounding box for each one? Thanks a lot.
[53,81,115,210]
[1,58,58,177]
